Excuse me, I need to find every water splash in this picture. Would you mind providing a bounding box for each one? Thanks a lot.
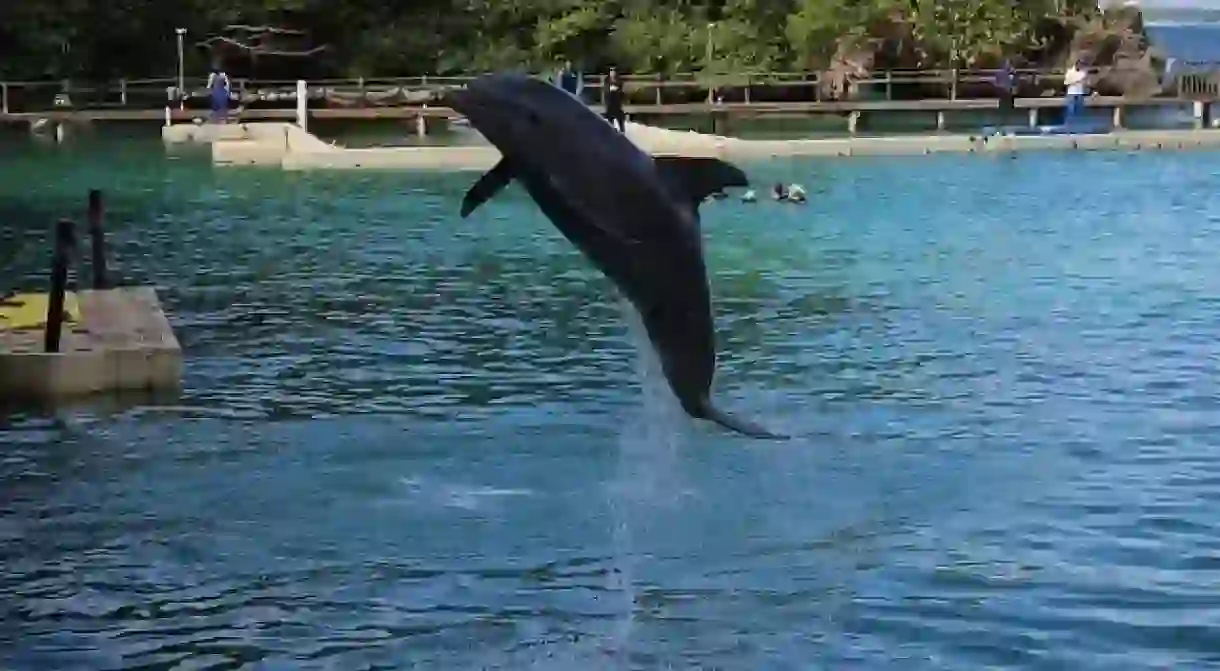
[603,300,691,666]
[478,301,690,671]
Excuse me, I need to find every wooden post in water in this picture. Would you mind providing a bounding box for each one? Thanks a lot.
[44,219,76,353]
[87,189,108,290]
[1,82,8,114]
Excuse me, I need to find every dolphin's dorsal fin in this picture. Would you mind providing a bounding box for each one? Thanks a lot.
[653,156,750,211]
[460,159,516,218]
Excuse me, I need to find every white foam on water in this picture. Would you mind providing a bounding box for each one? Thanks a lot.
[391,476,534,511]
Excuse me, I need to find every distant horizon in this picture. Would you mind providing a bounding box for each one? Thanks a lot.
[1134,1,1220,22]
[1132,0,1220,7]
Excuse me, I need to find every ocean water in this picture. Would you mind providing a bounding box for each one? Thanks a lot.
[1145,22,1220,65]
[4,133,1220,669]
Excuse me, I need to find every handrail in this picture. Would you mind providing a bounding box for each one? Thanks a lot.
[2,67,1213,115]
[0,67,1079,88]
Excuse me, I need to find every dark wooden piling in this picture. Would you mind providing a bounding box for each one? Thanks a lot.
[44,218,76,353]
[87,189,107,289]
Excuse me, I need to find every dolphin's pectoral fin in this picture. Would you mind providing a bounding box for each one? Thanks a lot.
[460,158,516,218]
[653,156,750,211]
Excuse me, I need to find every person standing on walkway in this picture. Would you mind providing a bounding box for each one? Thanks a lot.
[1063,59,1088,128]
[994,59,1016,129]
[207,65,232,124]
[604,67,626,133]
[556,60,582,99]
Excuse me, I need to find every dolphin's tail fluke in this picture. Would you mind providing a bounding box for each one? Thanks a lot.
[698,400,790,441]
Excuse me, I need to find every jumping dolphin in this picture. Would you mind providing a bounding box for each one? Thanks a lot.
[445,72,787,440]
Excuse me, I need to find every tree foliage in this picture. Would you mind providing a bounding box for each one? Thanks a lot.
[0,0,1106,81]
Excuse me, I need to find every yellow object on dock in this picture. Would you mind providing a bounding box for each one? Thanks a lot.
[0,287,183,399]
[0,292,81,330]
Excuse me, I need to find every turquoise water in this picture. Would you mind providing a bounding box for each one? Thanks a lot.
[5,132,1220,669]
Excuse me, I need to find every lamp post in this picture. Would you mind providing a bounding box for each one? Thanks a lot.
[175,28,186,109]
[706,22,715,67]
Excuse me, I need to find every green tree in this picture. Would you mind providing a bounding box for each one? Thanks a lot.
[0,0,1145,82]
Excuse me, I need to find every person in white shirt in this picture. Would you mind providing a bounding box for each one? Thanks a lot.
[1063,59,1088,128]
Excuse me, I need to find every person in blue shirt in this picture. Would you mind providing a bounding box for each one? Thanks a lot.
[206,65,231,123]
[555,60,582,99]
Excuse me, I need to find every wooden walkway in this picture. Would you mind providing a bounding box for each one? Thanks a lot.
[2,67,1215,125]
[0,95,1202,125]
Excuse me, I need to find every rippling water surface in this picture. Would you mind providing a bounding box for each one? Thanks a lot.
[4,134,1220,669]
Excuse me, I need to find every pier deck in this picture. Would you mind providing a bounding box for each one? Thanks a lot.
[0,287,183,399]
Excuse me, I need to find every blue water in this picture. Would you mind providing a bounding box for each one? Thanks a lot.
[1146,22,1220,64]
[4,136,1220,669]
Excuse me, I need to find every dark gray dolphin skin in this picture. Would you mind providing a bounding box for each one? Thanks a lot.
[445,72,787,440]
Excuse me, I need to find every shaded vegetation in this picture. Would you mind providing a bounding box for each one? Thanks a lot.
[0,0,1152,83]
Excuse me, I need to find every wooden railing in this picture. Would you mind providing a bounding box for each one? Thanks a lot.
[1,67,1211,115]
[1178,72,1220,100]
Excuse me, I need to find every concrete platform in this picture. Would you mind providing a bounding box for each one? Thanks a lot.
[198,121,1220,172]
[0,287,183,400]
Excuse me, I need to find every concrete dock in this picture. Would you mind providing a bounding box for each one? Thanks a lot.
[177,120,1220,172]
[0,287,183,400]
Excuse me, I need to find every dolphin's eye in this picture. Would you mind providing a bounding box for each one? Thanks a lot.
[525,109,543,125]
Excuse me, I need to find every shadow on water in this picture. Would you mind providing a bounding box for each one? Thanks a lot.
[0,388,184,423]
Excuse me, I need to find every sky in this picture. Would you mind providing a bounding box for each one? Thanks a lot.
[1133,0,1220,7]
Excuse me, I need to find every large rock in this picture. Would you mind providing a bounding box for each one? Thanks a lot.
[821,41,878,100]
[820,3,1164,100]
[1068,6,1163,97]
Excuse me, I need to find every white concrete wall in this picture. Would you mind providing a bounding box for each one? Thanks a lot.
[201,120,1220,171]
